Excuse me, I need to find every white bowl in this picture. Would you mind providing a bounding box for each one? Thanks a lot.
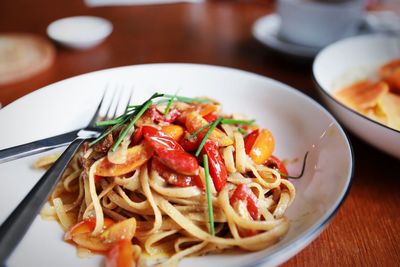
[47,16,113,50]
[0,64,353,267]
[313,34,400,159]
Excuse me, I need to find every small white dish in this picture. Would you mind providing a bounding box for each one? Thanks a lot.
[313,34,400,159]
[252,14,321,59]
[47,16,113,50]
[0,64,353,267]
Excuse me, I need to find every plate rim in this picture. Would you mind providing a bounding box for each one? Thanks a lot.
[1,63,355,266]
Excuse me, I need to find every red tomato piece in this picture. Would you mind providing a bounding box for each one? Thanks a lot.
[179,133,200,152]
[238,228,259,237]
[142,126,182,151]
[94,175,103,183]
[230,184,259,220]
[152,158,204,189]
[142,126,199,175]
[131,127,143,145]
[244,129,259,154]
[156,148,199,176]
[265,155,288,176]
[203,112,218,123]
[149,106,181,124]
[202,140,228,192]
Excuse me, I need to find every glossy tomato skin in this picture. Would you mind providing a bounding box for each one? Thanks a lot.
[244,129,259,154]
[161,125,184,141]
[230,184,259,220]
[203,112,218,123]
[156,148,199,176]
[265,155,288,176]
[202,140,228,192]
[152,158,203,188]
[148,106,181,124]
[142,126,199,175]
[131,127,143,145]
[179,134,199,152]
[244,129,275,165]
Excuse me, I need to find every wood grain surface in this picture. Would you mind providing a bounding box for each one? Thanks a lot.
[0,1,399,266]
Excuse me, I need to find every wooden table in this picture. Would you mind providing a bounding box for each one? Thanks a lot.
[1,1,399,266]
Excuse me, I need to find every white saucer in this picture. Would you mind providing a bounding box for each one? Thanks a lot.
[252,14,321,59]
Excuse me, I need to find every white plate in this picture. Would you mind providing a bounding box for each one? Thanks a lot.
[252,14,321,59]
[0,64,353,267]
[313,34,400,159]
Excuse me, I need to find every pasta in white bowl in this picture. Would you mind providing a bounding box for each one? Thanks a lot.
[0,64,353,267]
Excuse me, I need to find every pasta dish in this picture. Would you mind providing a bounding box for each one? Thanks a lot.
[334,58,400,131]
[37,93,298,267]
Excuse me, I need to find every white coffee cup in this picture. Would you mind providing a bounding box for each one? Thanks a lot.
[277,0,364,48]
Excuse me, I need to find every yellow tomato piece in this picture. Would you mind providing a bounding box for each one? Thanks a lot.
[199,103,219,116]
[65,218,114,241]
[249,129,275,165]
[185,111,233,147]
[72,233,113,252]
[95,144,153,177]
[161,125,184,141]
[101,218,136,243]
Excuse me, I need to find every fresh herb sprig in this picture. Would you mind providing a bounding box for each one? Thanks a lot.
[191,118,255,156]
[195,118,223,157]
[237,128,248,135]
[203,154,215,236]
[164,94,212,103]
[89,116,130,147]
[221,118,255,125]
[188,121,213,139]
[111,93,164,151]
[163,92,177,117]
[190,118,254,140]
[278,152,309,179]
[89,93,163,148]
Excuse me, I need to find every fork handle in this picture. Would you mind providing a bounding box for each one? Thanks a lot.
[0,138,85,266]
[0,130,79,164]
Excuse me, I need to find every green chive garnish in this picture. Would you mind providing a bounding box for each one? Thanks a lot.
[203,154,215,236]
[278,152,309,179]
[195,117,223,157]
[89,118,127,147]
[164,94,212,103]
[109,93,163,151]
[188,121,213,139]
[163,92,177,117]
[96,117,125,127]
[221,119,255,125]
[188,118,254,140]
[237,128,248,135]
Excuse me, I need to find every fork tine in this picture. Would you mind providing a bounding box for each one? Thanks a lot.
[110,86,126,120]
[112,86,134,119]
[88,86,108,126]
[125,87,134,112]
[105,86,121,121]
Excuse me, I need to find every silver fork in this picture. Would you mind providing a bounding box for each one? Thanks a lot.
[0,86,131,164]
[0,87,133,266]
